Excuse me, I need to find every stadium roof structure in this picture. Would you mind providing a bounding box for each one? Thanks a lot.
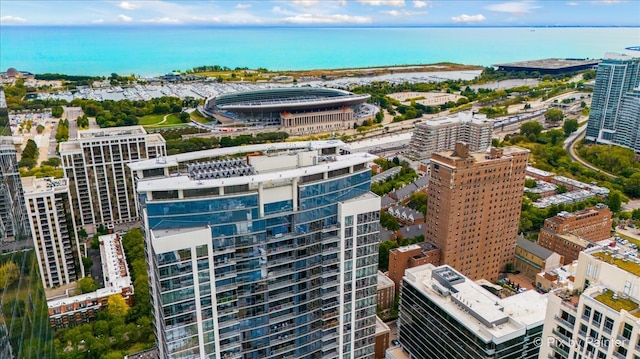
[494,58,600,74]
[205,87,370,114]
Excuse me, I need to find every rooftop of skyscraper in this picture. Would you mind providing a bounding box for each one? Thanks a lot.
[21,176,69,194]
[415,111,490,128]
[404,264,547,342]
[77,125,147,139]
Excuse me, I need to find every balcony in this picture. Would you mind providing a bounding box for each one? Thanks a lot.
[549,343,569,358]
[554,315,574,329]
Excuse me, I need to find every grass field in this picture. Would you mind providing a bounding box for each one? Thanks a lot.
[190,109,213,124]
[138,114,187,128]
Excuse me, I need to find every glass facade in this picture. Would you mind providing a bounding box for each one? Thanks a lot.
[399,281,542,359]
[145,168,379,359]
[585,57,640,144]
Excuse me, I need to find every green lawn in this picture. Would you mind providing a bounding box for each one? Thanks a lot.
[138,114,186,128]
[190,109,213,124]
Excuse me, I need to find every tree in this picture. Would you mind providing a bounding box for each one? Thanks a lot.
[76,277,98,294]
[36,124,45,134]
[82,257,93,274]
[563,119,579,137]
[179,112,190,123]
[520,121,543,137]
[525,178,537,188]
[380,211,400,231]
[42,157,61,167]
[378,240,399,271]
[107,294,130,319]
[0,261,19,288]
[51,106,64,118]
[607,190,623,213]
[618,212,632,220]
[545,108,564,122]
[624,172,640,198]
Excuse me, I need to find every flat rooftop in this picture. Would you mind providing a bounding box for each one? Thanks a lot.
[47,233,132,309]
[21,176,69,195]
[416,111,490,127]
[377,271,394,287]
[494,58,601,70]
[404,264,547,344]
[78,125,147,139]
[137,152,376,192]
[129,140,345,171]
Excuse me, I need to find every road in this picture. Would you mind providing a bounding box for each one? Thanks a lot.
[563,124,618,179]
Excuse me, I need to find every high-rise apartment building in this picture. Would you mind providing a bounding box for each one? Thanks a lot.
[130,141,380,359]
[0,136,30,242]
[398,264,547,359]
[59,126,166,231]
[540,246,640,359]
[426,143,529,282]
[407,111,492,160]
[585,53,640,145]
[538,204,612,264]
[22,176,83,288]
[615,88,640,153]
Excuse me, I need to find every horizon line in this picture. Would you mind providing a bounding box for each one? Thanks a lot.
[2,24,640,28]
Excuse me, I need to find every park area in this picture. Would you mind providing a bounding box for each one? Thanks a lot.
[137,113,186,129]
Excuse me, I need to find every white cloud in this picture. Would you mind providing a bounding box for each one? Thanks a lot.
[116,14,133,22]
[141,17,181,24]
[485,1,540,15]
[338,0,348,5]
[92,19,105,24]
[593,0,625,4]
[272,6,296,15]
[413,1,428,8]
[356,0,405,6]
[235,3,252,9]
[282,13,372,24]
[566,1,578,5]
[118,1,140,10]
[0,15,27,24]
[292,0,319,6]
[451,13,486,23]
[381,9,427,15]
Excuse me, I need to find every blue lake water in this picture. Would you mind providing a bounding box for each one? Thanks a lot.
[0,26,638,76]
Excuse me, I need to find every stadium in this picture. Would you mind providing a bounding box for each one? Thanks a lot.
[201,87,374,135]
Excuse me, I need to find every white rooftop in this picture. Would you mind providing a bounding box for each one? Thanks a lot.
[417,111,491,127]
[377,271,394,288]
[137,152,376,192]
[345,132,412,152]
[78,125,147,139]
[21,176,69,195]
[47,233,132,309]
[404,264,547,344]
[128,140,345,171]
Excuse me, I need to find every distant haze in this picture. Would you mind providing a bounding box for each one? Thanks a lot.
[1,27,638,76]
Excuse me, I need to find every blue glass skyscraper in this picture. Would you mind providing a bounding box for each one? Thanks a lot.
[130,141,380,359]
[585,53,640,145]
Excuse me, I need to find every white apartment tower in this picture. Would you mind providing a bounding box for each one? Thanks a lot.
[22,176,84,288]
[59,126,166,231]
[540,246,640,359]
[408,111,493,160]
[129,141,380,359]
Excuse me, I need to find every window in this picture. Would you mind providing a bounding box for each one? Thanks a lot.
[604,317,614,334]
[622,323,633,340]
[592,311,602,326]
[582,305,592,321]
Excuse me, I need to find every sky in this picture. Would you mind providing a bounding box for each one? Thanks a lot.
[0,0,639,27]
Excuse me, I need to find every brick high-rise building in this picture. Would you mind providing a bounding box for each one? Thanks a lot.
[426,143,529,282]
